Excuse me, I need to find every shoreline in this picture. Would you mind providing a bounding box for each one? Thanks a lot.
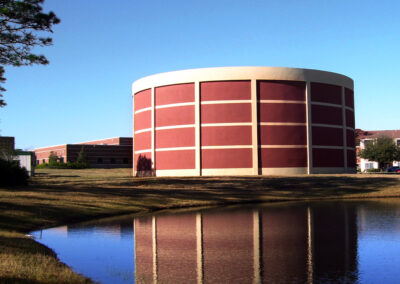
[1,168,400,283]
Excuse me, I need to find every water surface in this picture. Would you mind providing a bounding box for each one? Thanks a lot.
[32,200,400,283]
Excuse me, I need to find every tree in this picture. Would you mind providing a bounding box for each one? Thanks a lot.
[360,136,400,170]
[48,150,58,165]
[0,0,60,106]
[76,146,89,167]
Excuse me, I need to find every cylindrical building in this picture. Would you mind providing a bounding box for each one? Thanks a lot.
[132,67,355,176]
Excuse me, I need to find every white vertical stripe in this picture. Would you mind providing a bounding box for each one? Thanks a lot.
[342,86,348,170]
[151,87,155,170]
[195,81,201,176]
[306,81,313,174]
[251,79,259,175]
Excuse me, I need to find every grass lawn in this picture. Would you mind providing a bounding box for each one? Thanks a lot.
[1,168,400,283]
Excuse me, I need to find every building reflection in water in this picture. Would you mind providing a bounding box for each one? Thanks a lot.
[134,203,358,283]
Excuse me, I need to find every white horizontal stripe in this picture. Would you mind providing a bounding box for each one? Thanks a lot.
[155,102,194,109]
[201,122,252,127]
[346,127,355,131]
[201,168,253,176]
[201,145,252,149]
[311,123,343,129]
[155,124,195,131]
[134,107,152,114]
[135,149,152,154]
[201,100,251,104]
[156,146,195,152]
[260,100,305,104]
[259,122,306,126]
[134,128,151,134]
[345,106,354,111]
[312,146,344,149]
[260,145,307,148]
[347,147,356,151]
[311,101,342,108]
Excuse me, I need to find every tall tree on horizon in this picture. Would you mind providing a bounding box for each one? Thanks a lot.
[0,0,59,106]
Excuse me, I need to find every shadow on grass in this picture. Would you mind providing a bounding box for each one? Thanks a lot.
[30,175,400,203]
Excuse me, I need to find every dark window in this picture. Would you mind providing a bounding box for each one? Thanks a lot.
[97,157,103,164]
[42,159,45,164]
[123,158,129,164]
[397,139,400,147]
[59,157,64,163]
[111,158,116,164]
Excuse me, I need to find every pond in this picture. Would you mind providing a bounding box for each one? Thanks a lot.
[31,200,400,283]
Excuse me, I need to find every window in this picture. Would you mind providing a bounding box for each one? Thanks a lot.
[397,139,400,147]
[59,157,64,163]
[97,157,103,164]
[110,158,116,164]
[365,163,374,169]
[123,158,129,164]
[42,159,45,164]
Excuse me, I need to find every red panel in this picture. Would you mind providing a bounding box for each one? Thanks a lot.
[200,81,250,101]
[347,129,355,147]
[155,83,194,106]
[311,82,342,105]
[311,105,342,125]
[260,148,307,168]
[312,148,344,167]
[201,126,252,146]
[156,105,194,127]
[134,153,152,171]
[134,89,151,110]
[346,109,355,128]
[134,218,154,283]
[156,150,195,170]
[345,88,354,108]
[202,148,252,168]
[156,214,197,283]
[201,103,251,123]
[261,208,308,281]
[259,103,306,123]
[134,131,151,151]
[347,150,356,167]
[202,211,254,283]
[135,110,151,130]
[258,81,305,101]
[156,127,195,148]
[312,127,343,146]
[259,125,306,145]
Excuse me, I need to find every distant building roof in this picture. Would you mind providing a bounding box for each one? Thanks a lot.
[356,129,400,140]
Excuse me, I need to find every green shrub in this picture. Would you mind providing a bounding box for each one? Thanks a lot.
[36,161,89,169]
[366,168,381,173]
[0,158,29,186]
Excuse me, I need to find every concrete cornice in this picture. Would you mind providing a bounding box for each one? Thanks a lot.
[132,66,354,95]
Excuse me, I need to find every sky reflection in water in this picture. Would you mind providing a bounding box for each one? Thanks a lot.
[32,200,400,283]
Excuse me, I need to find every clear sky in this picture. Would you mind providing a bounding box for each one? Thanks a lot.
[1,0,399,150]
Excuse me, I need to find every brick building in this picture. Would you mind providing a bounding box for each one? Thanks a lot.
[35,137,133,168]
[132,67,356,176]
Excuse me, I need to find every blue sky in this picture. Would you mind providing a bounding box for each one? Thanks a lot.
[1,0,399,149]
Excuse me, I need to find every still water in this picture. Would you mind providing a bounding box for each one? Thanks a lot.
[32,200,400,283]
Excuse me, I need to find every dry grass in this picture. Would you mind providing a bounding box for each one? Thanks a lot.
[1,168,400,283]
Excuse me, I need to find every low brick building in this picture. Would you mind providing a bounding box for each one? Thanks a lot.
[35,137,133,168]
